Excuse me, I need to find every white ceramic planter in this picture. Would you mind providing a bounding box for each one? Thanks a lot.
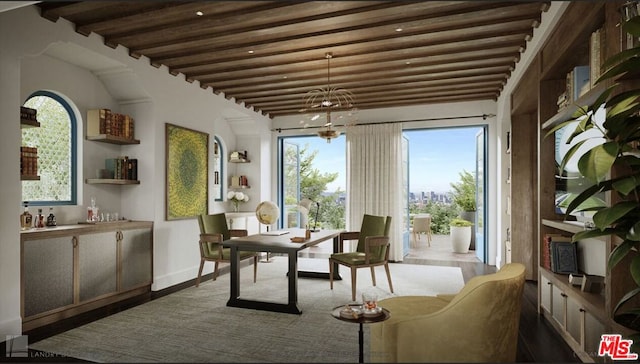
[450,225,472,253]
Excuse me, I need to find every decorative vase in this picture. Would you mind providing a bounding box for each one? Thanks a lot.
[233,202,239,212]
[450,225,472,253]
[460,211,476,250]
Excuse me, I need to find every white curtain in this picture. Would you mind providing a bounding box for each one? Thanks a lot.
[346,123,404,261]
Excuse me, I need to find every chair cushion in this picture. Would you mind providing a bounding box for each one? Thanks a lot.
[203,245,254,260]
[331,252,385,265]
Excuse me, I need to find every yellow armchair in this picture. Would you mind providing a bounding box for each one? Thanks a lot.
[370,263,526,363]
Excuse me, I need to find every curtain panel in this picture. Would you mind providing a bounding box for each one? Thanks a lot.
[346,123,404,261]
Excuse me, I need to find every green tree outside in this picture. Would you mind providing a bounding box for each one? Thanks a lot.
[283,143,345,229]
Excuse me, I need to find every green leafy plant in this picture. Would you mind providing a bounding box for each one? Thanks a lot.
[546,17,640,335]
[450,170,476,212]
[449,218,473,227]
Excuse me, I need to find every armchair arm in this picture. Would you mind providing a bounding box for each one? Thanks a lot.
[339,231,360,252]
[199,233,225,257]
[229,229,248,238]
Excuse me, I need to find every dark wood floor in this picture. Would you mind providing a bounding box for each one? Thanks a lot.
[9,259,580,363]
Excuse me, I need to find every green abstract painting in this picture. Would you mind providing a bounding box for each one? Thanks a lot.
[166,123,208,220]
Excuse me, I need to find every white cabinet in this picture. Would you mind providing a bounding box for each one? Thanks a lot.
[226,212,259,235]
[539,269,607,362]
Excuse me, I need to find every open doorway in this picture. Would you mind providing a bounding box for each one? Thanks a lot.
[404,126,487,264]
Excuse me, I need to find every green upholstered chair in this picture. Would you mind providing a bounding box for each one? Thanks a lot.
[369,263,526,363]
[329,214,394,301]
[196,213,257,287]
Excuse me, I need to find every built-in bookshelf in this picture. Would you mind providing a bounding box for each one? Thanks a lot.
[86,109,140,185]
[229,151,250,189]
[529,2,636,362]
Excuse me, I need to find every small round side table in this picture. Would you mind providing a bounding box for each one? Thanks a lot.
[331,304,390,363]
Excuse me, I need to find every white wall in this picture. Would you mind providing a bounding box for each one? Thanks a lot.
[0,5,270,336]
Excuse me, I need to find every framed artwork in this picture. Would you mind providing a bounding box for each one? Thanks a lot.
[165,123,208,220]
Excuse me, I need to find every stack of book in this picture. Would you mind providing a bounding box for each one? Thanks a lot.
[542,234,579,274]
[105,156,138,180]
[559,65,591,112]
[87,109,135,140]
[20,106,38,122]
[20,146,38,177]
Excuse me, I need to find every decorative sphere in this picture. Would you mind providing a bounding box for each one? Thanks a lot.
[256,201,280,225]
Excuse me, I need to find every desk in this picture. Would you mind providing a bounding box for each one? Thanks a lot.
[223,228,342,314]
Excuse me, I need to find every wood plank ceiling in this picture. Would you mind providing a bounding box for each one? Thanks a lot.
[37,1,550,118]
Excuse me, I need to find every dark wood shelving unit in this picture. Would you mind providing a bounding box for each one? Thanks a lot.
[20,118,40,128]
[86,134,140,145]
[85,178,140,185]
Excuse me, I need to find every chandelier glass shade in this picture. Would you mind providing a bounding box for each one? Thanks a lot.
[302,52,356,143]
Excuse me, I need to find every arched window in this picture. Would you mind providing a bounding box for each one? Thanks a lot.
[22,91,77,205]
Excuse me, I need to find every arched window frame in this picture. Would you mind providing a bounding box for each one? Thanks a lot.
[22,90,78,206]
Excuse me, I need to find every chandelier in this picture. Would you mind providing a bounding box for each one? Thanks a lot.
[302,52,356,143]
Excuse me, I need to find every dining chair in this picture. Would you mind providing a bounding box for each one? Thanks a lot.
[412,214,432,247]
[329,214,394,301]
[196,213,257,287]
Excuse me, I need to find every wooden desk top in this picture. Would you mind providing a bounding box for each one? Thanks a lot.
[223,228,342,253]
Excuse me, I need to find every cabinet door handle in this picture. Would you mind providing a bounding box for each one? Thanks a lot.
[72,236,78,248]
[579,308,586,313]
[561,293,567,298]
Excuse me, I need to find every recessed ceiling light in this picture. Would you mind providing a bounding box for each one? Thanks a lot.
[283,76,288,79]
[248,50,254,54]
[196,11,203,16]
[405,61,411,65]
[395,27,403,32]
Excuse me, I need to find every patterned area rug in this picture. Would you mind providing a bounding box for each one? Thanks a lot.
[31,258,464,363]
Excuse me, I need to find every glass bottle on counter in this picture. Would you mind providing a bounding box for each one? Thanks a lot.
[46,207,56,227]
[20,201,32,231]
[35,208,45,228]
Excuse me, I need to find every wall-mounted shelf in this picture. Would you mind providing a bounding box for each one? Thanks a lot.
[85,179,140,185]
[230,185,250,189]
[20,118,40,128]
[21,175,40,181]
[229,158,250,163]
[541,82,606,130]
[87,134,140,145]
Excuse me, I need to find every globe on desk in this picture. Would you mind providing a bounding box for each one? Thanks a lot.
[256,201,279,226]
[256,201,280,263]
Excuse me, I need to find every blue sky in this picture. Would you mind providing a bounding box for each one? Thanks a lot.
[286,126,482,193]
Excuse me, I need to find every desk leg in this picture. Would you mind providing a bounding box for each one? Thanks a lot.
[331,235,341,280]
[227,246,241,305]
[287,250,299,312]
[297,235,342,280]
[358,322,364,363]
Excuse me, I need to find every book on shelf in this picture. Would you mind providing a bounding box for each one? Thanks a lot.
[20,146,38,177]
[87,109,135,140]
[542,234,572,271]
[105,156,137,180]
[590,27,605,87]
[551,240,579,275]
[20,106,38,122]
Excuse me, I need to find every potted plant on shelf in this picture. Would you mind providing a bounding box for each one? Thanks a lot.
[546,16,640,340]
[449,218,473,253]
[450,170,477,249]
